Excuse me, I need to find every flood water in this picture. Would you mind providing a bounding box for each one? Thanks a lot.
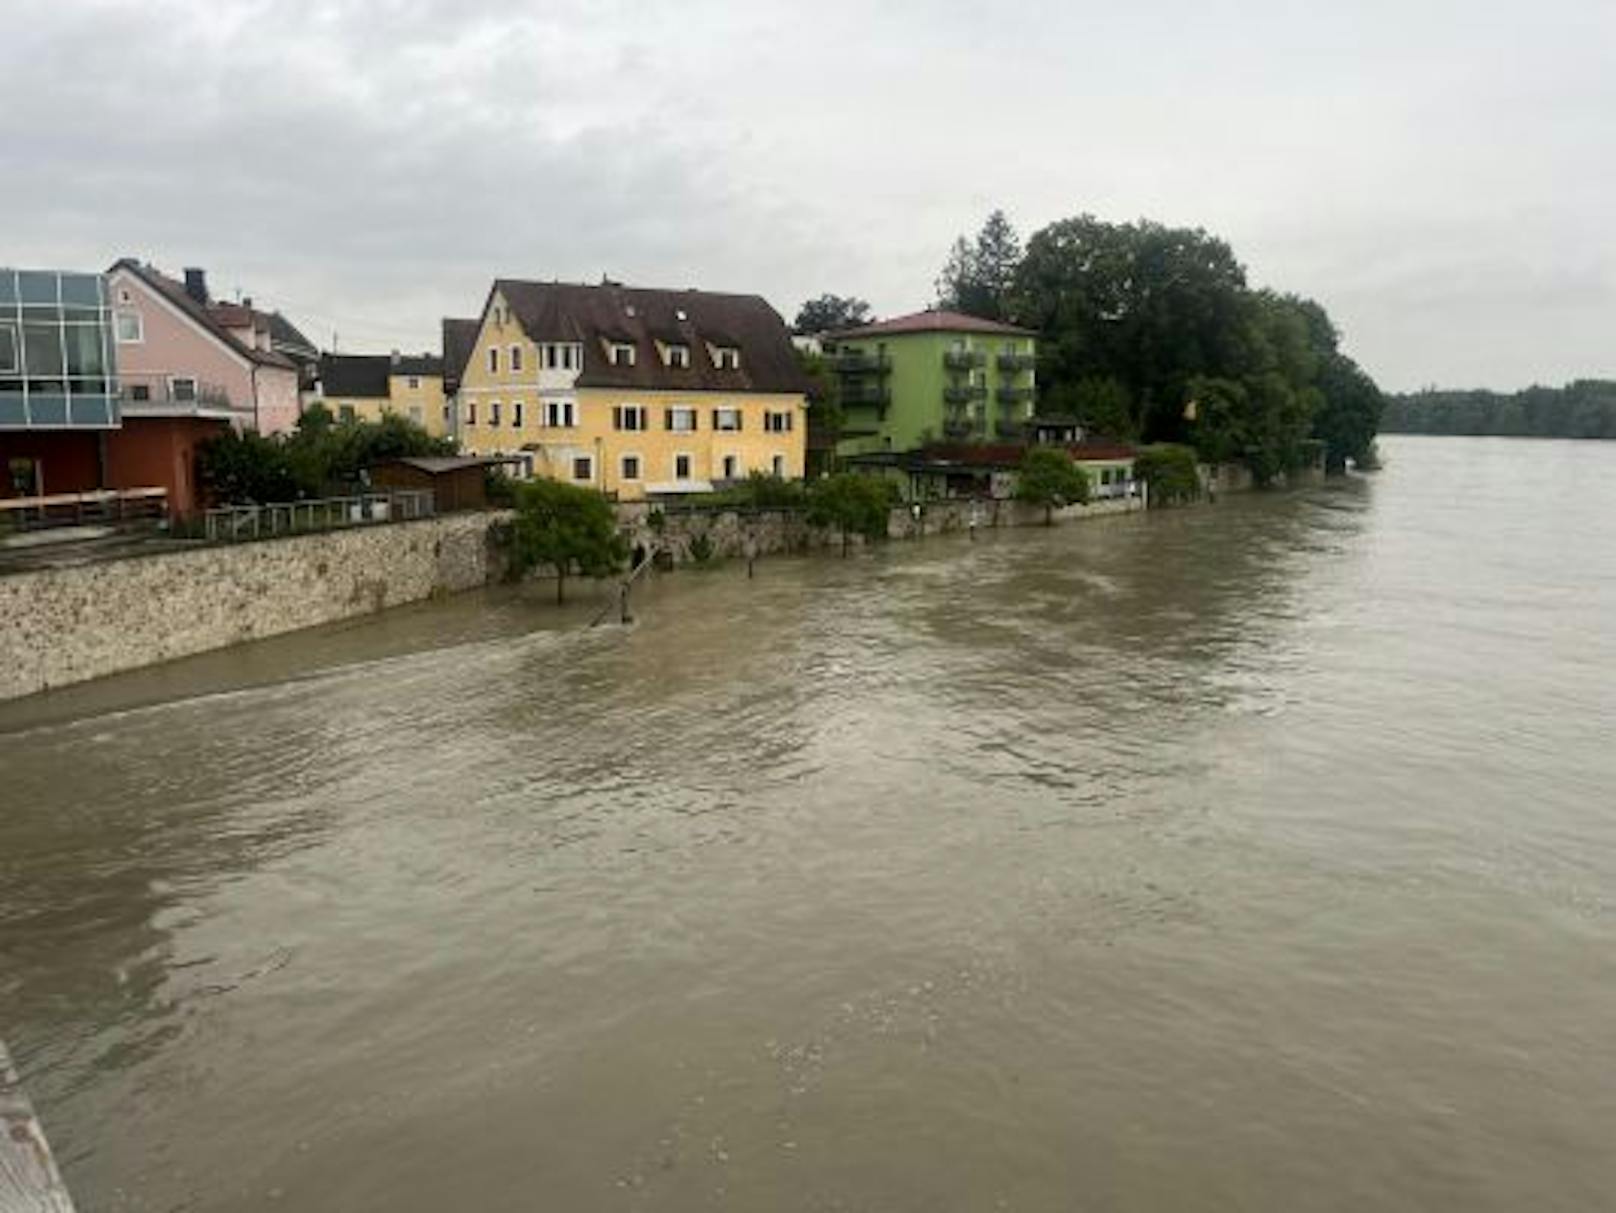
[3,435,1615,1211]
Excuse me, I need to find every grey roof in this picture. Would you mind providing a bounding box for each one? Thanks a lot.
[319,354,391,398]
[442,317,479,392]
[492,279,812,396]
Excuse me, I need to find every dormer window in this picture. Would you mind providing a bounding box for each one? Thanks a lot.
[664,343,690,369]
[609,342,636,367]
[711,345,740,371]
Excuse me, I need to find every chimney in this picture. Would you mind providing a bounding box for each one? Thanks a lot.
[242,295,253,309]
[183,268,209,305]
[390,349,401,368]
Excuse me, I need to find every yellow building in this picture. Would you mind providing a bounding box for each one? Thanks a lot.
[310,353,453,438]
[454,279,810,500]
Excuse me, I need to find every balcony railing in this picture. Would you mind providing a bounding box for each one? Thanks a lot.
[997,352,1037,372]
[942,418,978,440]
[118,373,239,415]
[833,351,892,375]
[841,383,892,408]
[944,384,989,405]
[943,350,987,370]
[994,420,1026,440]
[997,386,1035,405]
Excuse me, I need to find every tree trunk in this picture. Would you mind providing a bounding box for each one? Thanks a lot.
[555,568,566,604]
[1044,504,1053,526]
[841,529,850,558]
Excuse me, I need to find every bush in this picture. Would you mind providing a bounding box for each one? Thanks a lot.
[1134,443,1201,506]
[706,471,807,511]
[1015,446,1090,524]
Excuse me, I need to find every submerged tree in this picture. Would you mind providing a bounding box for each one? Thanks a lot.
[508,479,627,604]
[1014,446,1091,525]
[806,473,896,556]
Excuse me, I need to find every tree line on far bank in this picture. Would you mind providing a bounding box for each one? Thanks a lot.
[799,210,1387,480]
[1381,381,1616,440]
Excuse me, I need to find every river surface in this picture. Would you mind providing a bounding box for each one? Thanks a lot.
[3,435,1614,1211]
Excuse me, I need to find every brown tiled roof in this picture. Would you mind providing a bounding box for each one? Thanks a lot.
[441,317,479,392]
[110,258,297,370]
[832,309,1036,339]
[493,279,812,396]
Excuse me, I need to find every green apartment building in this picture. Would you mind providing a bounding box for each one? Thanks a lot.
[826,310,1038,456]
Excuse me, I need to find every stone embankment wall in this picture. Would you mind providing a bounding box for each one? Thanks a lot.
[616,495,1143,566]
[0,512,507,701]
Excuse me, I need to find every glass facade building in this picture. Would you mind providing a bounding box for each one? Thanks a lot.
[0,269,120,429]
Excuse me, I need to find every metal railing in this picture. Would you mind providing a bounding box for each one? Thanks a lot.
[841,382,892,407]
[943,350,987,370]
[997,353,1037,372]
[833,352,891,375]
[202,490,435,543]
[997,386,1035,405]
[944,384,989,405]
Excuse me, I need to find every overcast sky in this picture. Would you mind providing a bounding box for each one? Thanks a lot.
[4,0,1612,391]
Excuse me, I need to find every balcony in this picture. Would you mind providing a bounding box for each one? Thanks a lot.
[943,349,987,370]
[994,420,1026,440]
[997,352,1037,372]
[841,382,892,408]
[942,418,978,440]
[944,384,988,405]
[996,385,1035,406]
[833,351,891,375]
[119,373,240,418]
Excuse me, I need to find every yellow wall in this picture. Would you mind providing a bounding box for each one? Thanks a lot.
[457,292,807,500]
[312,374,451,438]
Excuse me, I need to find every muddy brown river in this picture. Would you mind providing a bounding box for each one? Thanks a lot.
[3,435,1614,1210]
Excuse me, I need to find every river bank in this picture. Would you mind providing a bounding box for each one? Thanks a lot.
[0,493,1148,703]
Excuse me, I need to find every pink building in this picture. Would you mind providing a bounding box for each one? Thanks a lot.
[105,260,305,435]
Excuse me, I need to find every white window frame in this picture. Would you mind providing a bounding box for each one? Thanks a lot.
[407,376,420,390]
[489,400,502,426]
[466,401,477,425]
[721,454,740,479]
[674,452,693,481]
[168,376,197,403]
[665,343,689,369]
[620,452,642,482]
[764,411,794,433]
[488,347,499,373]
[772,454,786,477]
[572,454,594,483]
[510,345,523,372]
[613,403,648,432]
[115,310,143,344]
[565,345,581,370]
[512,400,524,428]
[666,406,696,433]
[713,346,740,370]
[610,343,636,367]
[713,407,741,432]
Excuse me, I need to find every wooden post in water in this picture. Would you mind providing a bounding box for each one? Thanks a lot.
[0,1039,76,1212]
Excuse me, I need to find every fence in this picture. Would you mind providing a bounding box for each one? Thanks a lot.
[0,486,168,532]
[201,490,436,543]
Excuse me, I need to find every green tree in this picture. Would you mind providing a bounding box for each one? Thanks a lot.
[506,479,628,604]
[936,210,1021,320]
[197,428,298,505]
[1133,444,1201,506]
[806,473,895,556]
[794,294,873,335]
[1014,446,1091,525]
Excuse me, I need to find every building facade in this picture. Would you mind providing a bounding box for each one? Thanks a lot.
[826,310,1038,456]
[0,267,120,498]
[310,353,452,437]
[455,280,809,500]
[106,260,303,436]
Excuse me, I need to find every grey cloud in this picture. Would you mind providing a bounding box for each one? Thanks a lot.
[4,0,1614,387]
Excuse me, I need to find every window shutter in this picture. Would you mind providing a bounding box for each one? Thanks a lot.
[735,410,743,432]
[612,406,621,430]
